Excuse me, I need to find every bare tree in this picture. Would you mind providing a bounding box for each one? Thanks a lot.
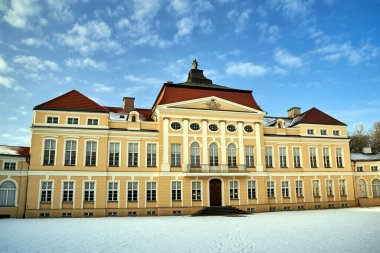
[349,124,370,152]
[370,121,380,152]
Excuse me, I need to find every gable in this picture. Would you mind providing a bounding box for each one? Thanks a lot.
[160,96,263,113]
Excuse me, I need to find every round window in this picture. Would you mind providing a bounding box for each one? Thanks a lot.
[209,124,218,132]
[171,122,181,130]
[244,125,253,133]
[227,124,236,132]
[190,123,200,131]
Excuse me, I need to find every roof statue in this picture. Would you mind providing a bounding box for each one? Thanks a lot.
[192,59,198,69]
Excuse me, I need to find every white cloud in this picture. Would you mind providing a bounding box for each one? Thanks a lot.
[13,55,60,72]
[227,9,252,33]
[115,18,130,30]
[57,20,123,55]
[7,116,18,121]
[93,83,114,92]
[65,57,106,70]
[0,56,12,73]
[225,62,269,77]
[0,75,26,92]
[125,74,161,86]
[21,37,50,48]
[274,49,303,68]
[46,0,75,23]
[314,43,379,65]
[17,106,28,115]
[175,17,195,39]
[2,0,41,28]
[169,0,190,15]
[267,0,314,20]
[256,22,280,43]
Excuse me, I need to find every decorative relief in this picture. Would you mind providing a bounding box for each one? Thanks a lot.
[205,99,221,110]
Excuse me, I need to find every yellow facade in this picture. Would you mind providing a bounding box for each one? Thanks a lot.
[1,64,379,218]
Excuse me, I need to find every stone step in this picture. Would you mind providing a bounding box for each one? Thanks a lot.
[193,206,247,216]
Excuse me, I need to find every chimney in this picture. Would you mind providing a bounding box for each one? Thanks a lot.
[287,107,301,118]
[123,97,135,112]
[362,147,372,154]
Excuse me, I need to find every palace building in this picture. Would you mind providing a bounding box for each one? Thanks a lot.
[1,60,379,218]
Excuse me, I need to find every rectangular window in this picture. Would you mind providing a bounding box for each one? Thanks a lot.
[295,180,303,197]
[146,182,157,201]
[248,180,256,199]
[47,116,58,124]
[85,141,97,166]
[293,147,301,168]
[127,182,138,202]
[128,143,139,167]
[320,129,327,135]
[43,139,56,165]
[326,180,334,196]
[172,181,182,201]
[309,147,317,168]
[84,181,95,202]
[279,147,287,168]
[190,143,200,167]
[171,144,181,167]
[228,145,237,167]
[265,147,273,168]
[333,130,340,136]
[67,117,78,124]
[339,179,346,196]
[64,140,76,166]
[267,181,275,198]
[62,181,74,202]
[245,146,254,167]
[192,181,202,200]
[307,129,314,135]
[336,148,344,168]
[41,181,53,202]
[4,162,16,170]
[371,166,378,172]
[147,143,157,167]
[87,118,99,125]
[108,182,118,201]
[230,181,239,199]
[356,166,363,172]
[109,142,120,167]
[312,180,320,197]
[282,181,290,198]
[323,147,331,168]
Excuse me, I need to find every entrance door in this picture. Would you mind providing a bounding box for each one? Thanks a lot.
[209,179,222,206]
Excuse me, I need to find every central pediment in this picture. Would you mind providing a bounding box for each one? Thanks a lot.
[161,96,262,113]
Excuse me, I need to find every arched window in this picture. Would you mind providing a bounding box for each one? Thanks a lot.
[190,142,200,167]
[227,143,237,167]
[0,181,16,207]
[372,179,380,198]
[357,179,367,198]
[209,143,218,166]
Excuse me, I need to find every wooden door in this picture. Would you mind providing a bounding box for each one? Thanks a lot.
[209,179,222,206]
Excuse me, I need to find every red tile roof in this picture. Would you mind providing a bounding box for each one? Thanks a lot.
[293,107,346,126]
[0,145,30,157]
[153,84,263,111]
[34,90,108,112]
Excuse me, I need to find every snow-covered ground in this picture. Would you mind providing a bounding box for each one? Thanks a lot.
[1,207,379,253]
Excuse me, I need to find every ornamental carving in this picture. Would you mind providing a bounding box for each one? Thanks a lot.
[205,99,221,110]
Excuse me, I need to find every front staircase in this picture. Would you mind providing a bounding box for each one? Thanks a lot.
[192,206,248,216]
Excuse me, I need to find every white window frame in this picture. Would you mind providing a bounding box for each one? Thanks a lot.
[309,146,318,168]
[83,181,96,202]
[107,181,119,202]
[322,147,331,168]
[146,181,157,202]
[108,141,121,167]
[312,180,320,197]
[295,180,303,197]
[248,180,256,199]
[42,138,57,166]
[40,180,53,202]
[46,115,59,124]
[171,143,181,167]
[3,161,17,170]
[86,117,99,126]
[171,181,182,201]
[265,146,274,168]
[62,181,74,202]
[0,179,18,207]
[292,146,302,168]
[67,117,79,125]
[335,147,344,168]
[333,130,340,136]
[127,181,139,202]
[267,180,275,198]
[326,179,334,196]
[229,180,239,200]
[320,129,327,136]
[307,128,315,135]
[339,179,347,196]
[190,141,201,167]
[245,146,254,168]
[279,147,288,168]
[227,143,237,168]
[84,140,98,166]
[209,142,219,166]
[63,139,77,166]
[191,180,202,200]
[127,142,140,167]
[146,142,158,167]
[281,180,290,198]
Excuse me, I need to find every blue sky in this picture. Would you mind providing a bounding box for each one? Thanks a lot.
[0,0,379,146]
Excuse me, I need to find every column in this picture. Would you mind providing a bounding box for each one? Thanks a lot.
[162,118,170,172]
[255,122,264,171]
[183,119,189,172]
[201,120,209,172]
[237,122,245,172]
[220,121,227,172]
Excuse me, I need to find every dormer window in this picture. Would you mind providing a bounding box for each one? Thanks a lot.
[276,119,285,128]
[131,116,136,122]
[47,117,58,124]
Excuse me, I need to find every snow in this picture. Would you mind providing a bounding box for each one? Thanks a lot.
[0,146,18,155]
[1,207,379,253]
[351,152,380,161]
